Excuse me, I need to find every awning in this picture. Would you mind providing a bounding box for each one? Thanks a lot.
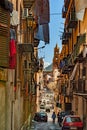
[69,63,78,81]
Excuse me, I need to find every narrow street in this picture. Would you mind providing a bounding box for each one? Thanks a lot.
[31,120,62,130]
[31,122,61,130]
[0,1,87,130]
[31,111,62,130]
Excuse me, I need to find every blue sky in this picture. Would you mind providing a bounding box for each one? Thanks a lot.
[38,0,64,67]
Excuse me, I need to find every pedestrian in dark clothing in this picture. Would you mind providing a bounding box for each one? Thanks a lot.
[57,112,60,122]
[52,111,56,123]
[57,111,61,126]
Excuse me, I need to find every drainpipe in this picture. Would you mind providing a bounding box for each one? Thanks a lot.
[11,100,15,130]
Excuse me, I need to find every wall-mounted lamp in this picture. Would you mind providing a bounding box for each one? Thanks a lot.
[26,14,34,43]
[27,14,34,28]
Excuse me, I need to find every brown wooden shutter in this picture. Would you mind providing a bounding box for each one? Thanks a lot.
[0,6,10,67]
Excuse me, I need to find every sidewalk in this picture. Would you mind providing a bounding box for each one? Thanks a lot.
[30,120,38,130]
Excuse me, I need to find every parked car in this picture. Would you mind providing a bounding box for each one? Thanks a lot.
[40,104,45,112]
[33,111,48,122]
[62,115,83,130]
[58,111,74,126]
[45,106,50,112]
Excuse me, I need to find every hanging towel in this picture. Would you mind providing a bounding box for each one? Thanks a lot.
[9,55,16,69]
[10,39,16,56]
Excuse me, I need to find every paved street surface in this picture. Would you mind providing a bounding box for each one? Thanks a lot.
[30,111,62,130]
[31,121,62,130]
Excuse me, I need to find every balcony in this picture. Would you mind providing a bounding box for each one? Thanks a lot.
[63,28,71,38]
[18,43,34,54]
[23,0,35,9]
[62,66,72,74]
[33,38,40,47]
[62,80,73,97]
[61,85,71,97]
[67,11,77,28]
[61,84,66,95]
[33,59,39,72]
[64,0,70,7]
[61,55,74,74]
[73,79,87,97]
[61,28,71,45]
[62,39,69,45]
[62,0,70,18]
[62,5,67,18]
[64,32,71,39]
[77,79,85,93]
[66,54,74,67]
[65,80,77,96]
[72,79,87,94]
[71,80,76,91]
[72,33,86,62]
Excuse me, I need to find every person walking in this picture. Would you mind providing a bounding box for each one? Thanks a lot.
[52,111,56,123]
[57,111,61,126]
[57,111,60,123]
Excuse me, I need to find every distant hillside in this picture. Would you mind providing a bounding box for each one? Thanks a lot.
[44,63,53,71]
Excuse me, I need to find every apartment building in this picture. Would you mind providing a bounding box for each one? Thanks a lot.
[0,0,50,130]
[59,0,87,129]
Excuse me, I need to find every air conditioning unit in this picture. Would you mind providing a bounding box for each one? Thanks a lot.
[22,8,28,18]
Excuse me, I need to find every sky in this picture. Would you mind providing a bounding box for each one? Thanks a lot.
[38,0,64,67]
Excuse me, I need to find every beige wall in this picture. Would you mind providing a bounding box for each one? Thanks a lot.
[0,83,6,130]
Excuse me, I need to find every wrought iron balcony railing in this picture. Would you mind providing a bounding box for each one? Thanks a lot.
[77,79,85,93]
[61,85,66,95]
[61,34,86,71]
[62,38,69,45]
[64,0,70,8]
[64,28,72,38]
[23,0,35,9]
[71,79,87,94]
[67,11,78,28]
[72,33,86,62]
[62,5,67,18]
[61,28,71,45]
[61,55,74,74]
[33,38,40,47]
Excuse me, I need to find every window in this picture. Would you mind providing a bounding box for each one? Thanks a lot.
[66,117,72,122]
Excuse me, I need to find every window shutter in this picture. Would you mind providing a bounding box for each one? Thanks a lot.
[0,6,10,67]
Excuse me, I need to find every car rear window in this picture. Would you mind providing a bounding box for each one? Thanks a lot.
[66,117,81,122]
[40,105,45,109]
[40,113,47,116]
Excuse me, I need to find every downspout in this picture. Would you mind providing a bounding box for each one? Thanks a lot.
[11,101,15,130]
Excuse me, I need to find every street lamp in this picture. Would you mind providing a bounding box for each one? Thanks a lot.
[34,45,45,50]
[26,14,34,43]
[38,46,45,50]
[34,45,45,58]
